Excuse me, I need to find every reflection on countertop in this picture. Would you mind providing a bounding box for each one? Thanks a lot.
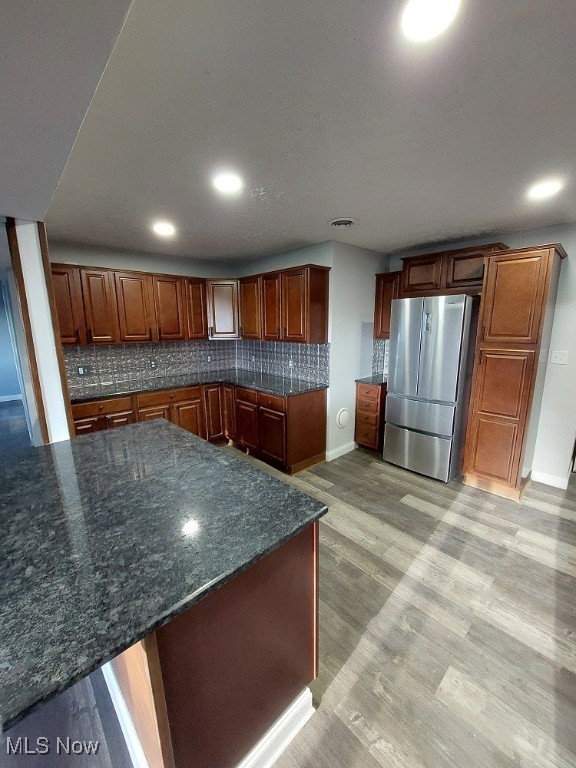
[0,420,327,730]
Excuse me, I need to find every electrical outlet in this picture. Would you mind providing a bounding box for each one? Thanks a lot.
[77,365,91,376]
[207,354,212,362]
[149,359,157,370]
[288,359,293,368]
[550,350,569,365]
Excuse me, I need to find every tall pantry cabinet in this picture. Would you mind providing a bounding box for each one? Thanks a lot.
[463,244,566,500]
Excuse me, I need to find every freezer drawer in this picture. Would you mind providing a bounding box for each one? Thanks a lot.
[385,394,455,438]
[383,424,453,482]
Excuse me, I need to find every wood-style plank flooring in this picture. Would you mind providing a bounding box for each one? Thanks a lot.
[232,447,576,768]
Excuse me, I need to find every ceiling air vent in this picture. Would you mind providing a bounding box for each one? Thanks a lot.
[329,216,358,228]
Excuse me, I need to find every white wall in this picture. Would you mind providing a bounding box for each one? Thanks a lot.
[388,223,576,489]
[233,242,334,277]
[49,240,234,278]
[15,221,70,443]
[326,243,387,459]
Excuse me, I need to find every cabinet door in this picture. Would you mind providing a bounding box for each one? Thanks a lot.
[258,407,286,465]
[465,349,535,486]
[206,280,239,338]
[152,275,186,340]
[51,264,87,344]
[239,275,262,339]
[173,399,206,438]
[282,268,307,342]
[138,404,171,422]
[203,384,224,441]
[444,252,485,289]
[105,411,136,429]
[262,272,281,340]
[236,400,258,450]
[80,268,120,343]
[402,256,442,294]
[73,416,101,436]
[373,272,400,339]
[222,384,236,440]
[481,250,549,344]
[186,278,208,339]
[115,271,155,342]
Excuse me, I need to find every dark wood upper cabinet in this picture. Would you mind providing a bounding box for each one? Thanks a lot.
[152,275,186,341]
[51,264,86,345]
[203,384,224,441]
[115,271,155,342]
[401,243,508,297]
[186,278,208,339]
[481,250,549,345]
[239,275,262,339]
[206,279,239,338]
[373,272,401,339]
[80,268,120,343]
[262,272,282,340]
[281,266,329,343]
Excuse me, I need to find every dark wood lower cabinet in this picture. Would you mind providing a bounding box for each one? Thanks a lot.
[72,384,327,474]
[355,382,387,451]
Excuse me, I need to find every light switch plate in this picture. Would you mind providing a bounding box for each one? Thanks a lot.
[550,350,569,365]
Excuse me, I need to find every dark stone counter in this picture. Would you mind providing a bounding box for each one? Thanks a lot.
[355,374,387,386]
[0,421,327,730]
[71,368,328,403]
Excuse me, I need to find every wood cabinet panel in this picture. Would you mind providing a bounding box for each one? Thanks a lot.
[355,382,386,452]
[481,251,548,344]
[115,271,154,342]
[139,404,171,422]
[186,278,208,339]
[51,264,86,344]
[173,399,206,438]
[80,268,119,343]
[72,395,136,436]
[236,400,258,451]
[239,276,262,339]
[402,256,443,294]
[470,416,518,483]
[262,272,281,341]
[73,416,101,435]
[153,275,186,341]
[282,269,307,342]
[222,384,236,440]
[373,272,400,339]
[203,384,224,441]
[477,352,531,419]
[445,253,485,288]
[206,280,239,338]
[258,407,286,465]
[105,411,136,429]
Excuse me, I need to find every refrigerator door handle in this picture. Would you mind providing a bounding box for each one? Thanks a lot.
[424,311,432,332]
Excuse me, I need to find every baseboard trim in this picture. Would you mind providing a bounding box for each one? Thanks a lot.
[531,470,569,490]
[326,441,357,462]
[0,394,22,403]
[236,688,314,768]
[101,662,150,768]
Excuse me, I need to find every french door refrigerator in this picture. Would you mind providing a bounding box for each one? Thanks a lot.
[383,294,476,482]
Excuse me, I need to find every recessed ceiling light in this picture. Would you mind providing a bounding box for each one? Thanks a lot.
[401,0,460,42]
[526,177,564,201]
[212,172,243,195]
[152,220,176,237]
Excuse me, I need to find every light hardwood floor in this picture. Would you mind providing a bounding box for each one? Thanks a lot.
[234,447,576,768]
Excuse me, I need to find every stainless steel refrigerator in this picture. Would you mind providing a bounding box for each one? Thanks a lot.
[383,294,476,482]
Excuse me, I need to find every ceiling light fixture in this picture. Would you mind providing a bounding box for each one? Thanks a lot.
[401,0,460,42]
[526,177,565,201]
[212,171,243,195]
[152,220,176,237]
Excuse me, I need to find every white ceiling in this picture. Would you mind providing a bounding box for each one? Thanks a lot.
[45,0,576,260]
[0,0,132,222]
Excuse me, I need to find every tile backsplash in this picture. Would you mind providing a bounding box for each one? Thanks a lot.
[64,340,330,398]
[372,339,389,376]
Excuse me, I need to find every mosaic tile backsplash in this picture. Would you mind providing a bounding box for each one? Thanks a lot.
[64,340,330,399]
[372,339,389,376]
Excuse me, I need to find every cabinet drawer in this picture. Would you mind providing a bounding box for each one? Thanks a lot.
[236,387,258,404]
[355,423,378,448]
[356,411,378,426]
[258,392,285,412]
[137,387,201,407]
[357,385,380,401]
[72,396,133,419]
[357,397,379,414]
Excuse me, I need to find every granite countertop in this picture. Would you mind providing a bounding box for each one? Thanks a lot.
[355,374,387,385]
[0,421,327,730]
[71,368,328,403]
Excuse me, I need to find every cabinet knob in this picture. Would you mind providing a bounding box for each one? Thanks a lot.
[99,405,104,411]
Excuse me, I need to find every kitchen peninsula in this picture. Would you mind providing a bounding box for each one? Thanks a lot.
[0,421,327,767]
